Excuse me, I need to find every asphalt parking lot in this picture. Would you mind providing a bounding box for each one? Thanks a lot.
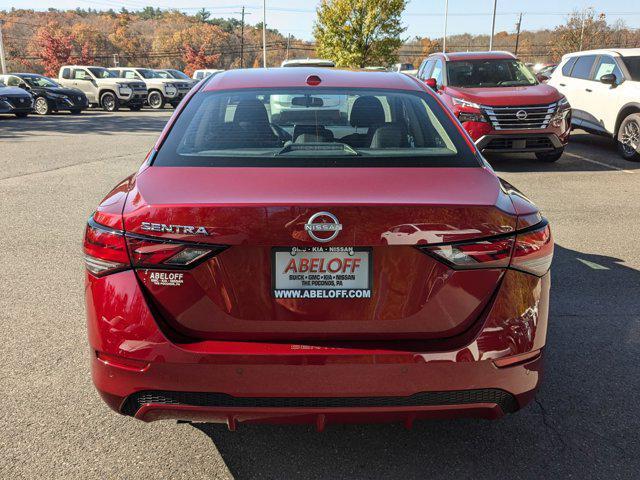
[1,110,639,479]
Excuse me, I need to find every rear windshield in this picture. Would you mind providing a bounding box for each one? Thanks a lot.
[154,88,478,167]
[447,59,537,87]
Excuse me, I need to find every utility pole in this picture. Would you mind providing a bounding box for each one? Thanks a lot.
[442,0,449,52]
[0,20,7,75]
[579,7,592,51]
[240,6,245,68]
[112,53,120,67]
[285,34,291,60]
[514,12,522,55]
[489,0,497,51]
[262,0,267,68]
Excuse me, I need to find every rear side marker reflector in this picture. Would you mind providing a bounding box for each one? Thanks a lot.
[493,350,541,368]
[96,351,150,372]
[418,220,553,277]
[83,216,227,277]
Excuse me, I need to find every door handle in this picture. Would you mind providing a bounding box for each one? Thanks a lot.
[585,88,592,92]
[559,83,566,87]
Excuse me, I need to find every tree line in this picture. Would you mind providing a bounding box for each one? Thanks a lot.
[1,4,639,77]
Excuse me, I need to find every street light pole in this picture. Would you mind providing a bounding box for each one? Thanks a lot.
[0,20,7,75]
[442,0,448,52]
[262,0,267,68]
[489,0,497,51]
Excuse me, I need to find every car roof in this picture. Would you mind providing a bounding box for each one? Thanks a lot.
[562,48,640,58]
[429,51,517,61]
[202,67,424,92]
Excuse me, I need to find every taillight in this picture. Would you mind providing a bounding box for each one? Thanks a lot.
[418,220,553,277]
[126,236,225,268]
[83,216,226,276]
[83,220,129,276]
[510,222,553,276]
[420,236,514,269]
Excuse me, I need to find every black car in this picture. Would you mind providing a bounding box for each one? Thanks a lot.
[0,80,33,118]
[2,73,88,115]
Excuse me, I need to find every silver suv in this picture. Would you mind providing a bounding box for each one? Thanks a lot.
[58,66,147,111]
[110,67,192,109]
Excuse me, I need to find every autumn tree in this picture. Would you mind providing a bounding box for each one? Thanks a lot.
[34,23,76,77]
[182,45,221,76]
[313,0,407,68]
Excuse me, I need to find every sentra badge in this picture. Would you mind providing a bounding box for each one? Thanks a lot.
[141,222,209,235]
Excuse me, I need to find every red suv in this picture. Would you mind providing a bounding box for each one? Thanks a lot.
[84,68,553,428]
[417,51,571,162]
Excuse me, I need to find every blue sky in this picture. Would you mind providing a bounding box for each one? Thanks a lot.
[2,0,639,40]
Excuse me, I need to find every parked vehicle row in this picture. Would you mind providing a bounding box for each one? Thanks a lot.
[0,66,200,117]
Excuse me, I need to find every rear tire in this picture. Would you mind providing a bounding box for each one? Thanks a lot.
[34,96,50,115]
[101,92,119,112]
[535,148,564,162]
[616,113,640,162]
[148,91,165,109]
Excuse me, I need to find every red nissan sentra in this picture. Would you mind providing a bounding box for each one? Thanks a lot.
[84,68,553,429]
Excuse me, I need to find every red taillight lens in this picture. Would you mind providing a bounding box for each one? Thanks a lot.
[84,217,227,276]
[510,223,553,276]
[83,221,129,276]
[125,236,224,268]
[421,236,514,269]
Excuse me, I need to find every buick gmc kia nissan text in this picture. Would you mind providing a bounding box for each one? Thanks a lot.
[417,51,571,162]
[84,68,553,428]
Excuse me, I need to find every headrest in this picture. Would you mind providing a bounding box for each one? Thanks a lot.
[234,98,270,125]
[349,96,385,128]
[369,123,409,149]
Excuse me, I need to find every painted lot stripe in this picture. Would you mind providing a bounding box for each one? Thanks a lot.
[577,258,610,270]
[564,152,635,174]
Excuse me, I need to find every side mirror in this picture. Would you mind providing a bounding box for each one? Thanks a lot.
[425,78,438,90]
[536,73,550,82]
[600,73,617,86]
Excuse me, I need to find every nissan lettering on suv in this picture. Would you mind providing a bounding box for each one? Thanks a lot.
[417,51,571,162]
[84,68,554,429]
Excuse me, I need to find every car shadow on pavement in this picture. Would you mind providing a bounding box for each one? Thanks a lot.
[187,244,640,480]
[0,110,171,139]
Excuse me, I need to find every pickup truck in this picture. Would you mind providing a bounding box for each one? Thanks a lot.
[109,67,193,109]
[58,65,147,111]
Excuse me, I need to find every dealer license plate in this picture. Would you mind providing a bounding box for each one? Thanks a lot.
[272,247,372,299]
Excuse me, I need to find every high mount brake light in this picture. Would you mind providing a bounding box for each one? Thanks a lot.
[83,217,226,277]
[418,220,553,277]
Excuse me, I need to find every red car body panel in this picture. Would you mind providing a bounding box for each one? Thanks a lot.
[85,68,553,428]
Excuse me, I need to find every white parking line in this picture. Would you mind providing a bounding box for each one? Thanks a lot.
[577,258,610,270]
[564,152,635,174]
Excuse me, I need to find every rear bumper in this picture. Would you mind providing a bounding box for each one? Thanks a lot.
[87,269,550,427]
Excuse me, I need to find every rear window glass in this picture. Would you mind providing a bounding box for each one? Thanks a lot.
[569,55,596,79]
[154,88,478,168]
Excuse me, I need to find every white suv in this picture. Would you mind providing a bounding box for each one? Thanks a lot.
[109,67,192,109]
[548,48,640,161]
